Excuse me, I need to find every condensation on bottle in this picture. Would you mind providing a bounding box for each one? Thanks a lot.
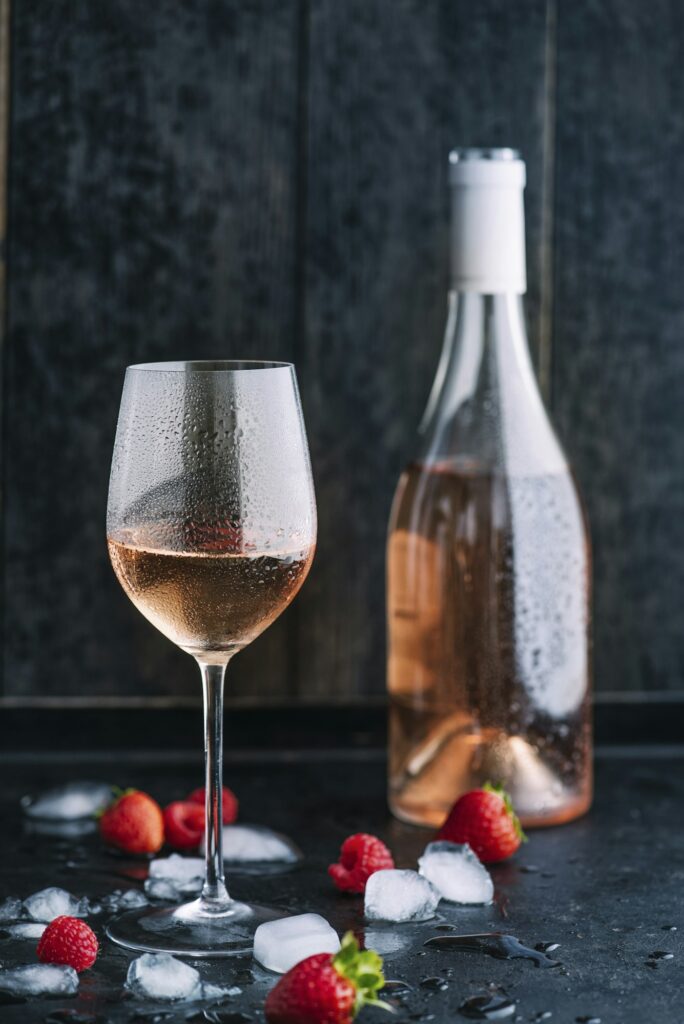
[386,149,592,829]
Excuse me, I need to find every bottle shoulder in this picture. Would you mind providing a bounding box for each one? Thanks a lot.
[418,294,568,477]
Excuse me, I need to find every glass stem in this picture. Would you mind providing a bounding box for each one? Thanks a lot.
[199,660,231,910]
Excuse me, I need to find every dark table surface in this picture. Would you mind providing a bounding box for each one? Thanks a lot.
[0,747,682,1024]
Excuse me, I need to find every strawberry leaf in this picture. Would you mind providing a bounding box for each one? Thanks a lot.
[333,932,392,1016]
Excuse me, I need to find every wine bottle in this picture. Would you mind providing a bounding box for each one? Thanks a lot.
[387,148,592,828]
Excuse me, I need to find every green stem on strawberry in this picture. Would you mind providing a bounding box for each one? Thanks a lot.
[332,932,393,1016]
[93,786,129,819]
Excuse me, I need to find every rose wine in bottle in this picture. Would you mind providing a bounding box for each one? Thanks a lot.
[387,149,592,829]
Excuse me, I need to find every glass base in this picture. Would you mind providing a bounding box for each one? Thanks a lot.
[106,896,287,957]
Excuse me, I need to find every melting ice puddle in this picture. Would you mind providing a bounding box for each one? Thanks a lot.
[424,932,561,968]
[365,926,418,956]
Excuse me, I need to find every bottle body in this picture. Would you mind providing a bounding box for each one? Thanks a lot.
[387,290,592,828]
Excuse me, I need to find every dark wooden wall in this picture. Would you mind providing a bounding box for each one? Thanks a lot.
[1,0,682,710]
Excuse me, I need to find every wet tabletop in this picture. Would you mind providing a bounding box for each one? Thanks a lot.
[0,748,682,1023]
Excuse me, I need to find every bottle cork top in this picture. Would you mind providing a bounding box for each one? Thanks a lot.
[448,147,527,293]
[449,148,526,188]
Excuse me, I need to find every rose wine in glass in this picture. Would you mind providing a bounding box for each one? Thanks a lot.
[106,361,316,956]
[107,529,313,661]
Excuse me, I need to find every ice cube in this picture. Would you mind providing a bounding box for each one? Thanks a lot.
[144,878,183,901]
[201,825,301,864]
[3,922,47,939]
[253,913,340,973]
[0,963,78,995]
[0,897,23,922]
[145,855,204,900]
[149,854,205,884]
[364,869,440,922]
[418,841,494,904]
[21,781,112,820]
[99,889,149,913]
[24,887,89,922]
[125,952,239,1002]
[126,953,202,1001]
[24,818,97,838]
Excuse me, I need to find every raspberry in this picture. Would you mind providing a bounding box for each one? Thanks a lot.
[187,785,239,824]
[328,833,394,894]
[37,916,98,972]
[163,800,206,850]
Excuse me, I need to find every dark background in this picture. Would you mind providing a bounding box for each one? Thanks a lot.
[0,1,682,739]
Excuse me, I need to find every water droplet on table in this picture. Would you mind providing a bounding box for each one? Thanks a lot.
[383,980,414,995]
[424,932,561,967]
[420,975,449,991]
[458,992,516,1018]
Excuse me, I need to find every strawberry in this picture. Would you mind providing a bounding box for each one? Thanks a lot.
[37,916,98,972]
[328,833,394,894]
[187,785,239,824]
[265,931,389,1024]
[437,782,526,863]
[164,800,206,850]
[99,789,164,855]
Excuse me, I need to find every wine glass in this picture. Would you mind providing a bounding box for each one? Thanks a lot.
[105,361,316,956]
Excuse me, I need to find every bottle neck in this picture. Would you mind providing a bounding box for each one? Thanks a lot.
[419,292,566,476]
